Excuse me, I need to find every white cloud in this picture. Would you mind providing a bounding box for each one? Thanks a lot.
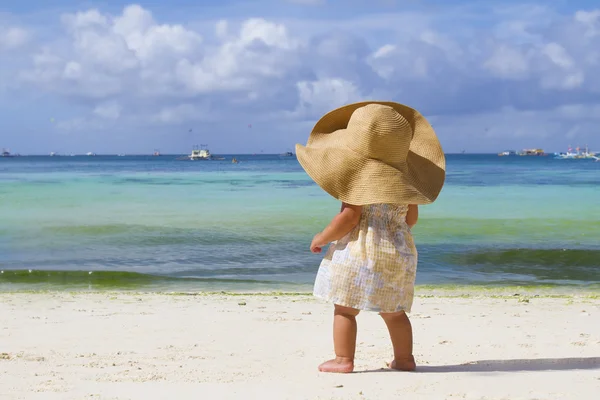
[483,45,530,79]
[61,9,108,30]
[543,42,574,69]
[574,9,600,34]
[215,20,228,40]
[431,103,599,152]
[295,78,362,118]
[3,3,600,153]
[93,101,122,119]
[0,26,29,50]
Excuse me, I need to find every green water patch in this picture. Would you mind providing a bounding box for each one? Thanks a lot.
[0,270,172,288]
[437,248,600,283]
[444,248,600,268]
[46,224,141,236]
[0,269,295,291]
[25,217,600,244]
[414,218,599,245]
[39,223,297,246]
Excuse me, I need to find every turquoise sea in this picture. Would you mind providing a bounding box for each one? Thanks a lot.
[0,154,599,292]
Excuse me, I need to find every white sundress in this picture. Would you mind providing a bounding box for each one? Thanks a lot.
[313,203,418,313]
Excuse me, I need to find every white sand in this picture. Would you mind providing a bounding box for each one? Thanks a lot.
[1,291,599,399]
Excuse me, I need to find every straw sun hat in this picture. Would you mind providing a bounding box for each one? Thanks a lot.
[295,101,446,206]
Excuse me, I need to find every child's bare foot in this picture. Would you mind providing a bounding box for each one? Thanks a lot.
[318,357,354,373]
[389,355,416,371]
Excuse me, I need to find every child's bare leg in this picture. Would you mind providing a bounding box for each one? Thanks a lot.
[380,310,416,371]
[318,304,360,373]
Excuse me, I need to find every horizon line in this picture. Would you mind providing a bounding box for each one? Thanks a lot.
[1,152,564,156]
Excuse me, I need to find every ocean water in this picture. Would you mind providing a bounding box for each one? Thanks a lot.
[1,154,599,292]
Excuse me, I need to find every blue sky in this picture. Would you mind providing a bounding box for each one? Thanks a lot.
[1,0,599,154]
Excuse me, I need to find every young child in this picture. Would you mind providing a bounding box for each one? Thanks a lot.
[295,101,446,373]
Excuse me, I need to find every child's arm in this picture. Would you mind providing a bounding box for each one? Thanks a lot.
[310,203,362,253]
[405,204,418,228]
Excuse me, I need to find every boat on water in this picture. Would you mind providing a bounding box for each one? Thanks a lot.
[518,148,546,156]
[190,145,211,160]
[554,145,597,160]
[177,145,224,161]
[2,148,13,157]
[280,151,294,157]
[498,150,516,156]
[153,149,161,156]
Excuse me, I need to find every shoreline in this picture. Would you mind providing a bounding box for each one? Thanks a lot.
[1,291,599,399]
[2,284,599,297]
[2,268,599,293]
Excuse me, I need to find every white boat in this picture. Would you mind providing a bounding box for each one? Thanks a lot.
[498,150,516,156]
[554,145,597,159]
[175,144,226,161]
[1,148,13,157]
[178,144,224,160]
[189,145,211,160]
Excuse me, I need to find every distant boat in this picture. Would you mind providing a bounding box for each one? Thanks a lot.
[189,145,211,160]
[1,148,13,157]
[177,145,224,161]
[554,145,597,160]
[50,152,56,157]
[153,149,161,156]
[517,148,546,156]
[280,151,294,157]
[86,152,96,156]
[498,150,516,156]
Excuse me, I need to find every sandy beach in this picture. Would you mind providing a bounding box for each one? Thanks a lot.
[1,290,599,400]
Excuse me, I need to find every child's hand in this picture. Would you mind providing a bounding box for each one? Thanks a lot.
[310,233,326,253]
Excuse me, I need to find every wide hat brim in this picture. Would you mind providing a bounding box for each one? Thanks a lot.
[296,101,446,205]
